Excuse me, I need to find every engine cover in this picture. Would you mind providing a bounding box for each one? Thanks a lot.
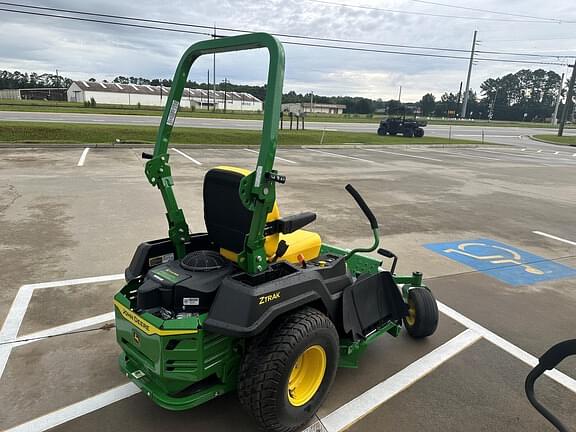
[136,251,234,314]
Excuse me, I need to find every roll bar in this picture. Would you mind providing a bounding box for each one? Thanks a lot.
[144,33,285,271]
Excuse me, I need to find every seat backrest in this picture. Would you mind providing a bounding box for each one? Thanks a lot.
[203,166,279,259]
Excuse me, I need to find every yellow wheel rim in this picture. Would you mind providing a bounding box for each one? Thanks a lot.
[405,299,416,327]
[287,345,327,407]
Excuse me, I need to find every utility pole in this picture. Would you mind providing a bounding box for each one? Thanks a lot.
[310,91,313,113]
[551,72,565,126]
[223,78,227,112]
[207,69,210,110]
[461,30,478,119]
[558,61,576,137]
[398,85,402,102]
[457,81,463,111]
[213,24,217,112]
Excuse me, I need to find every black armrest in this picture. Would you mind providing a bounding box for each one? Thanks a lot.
[265,212,317,235]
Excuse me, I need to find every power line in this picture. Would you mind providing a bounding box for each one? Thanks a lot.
[0,6,568,66]
[402,0,562,23]
[304,0,563,23]
[1,2,573,60]
[0,7,211,36]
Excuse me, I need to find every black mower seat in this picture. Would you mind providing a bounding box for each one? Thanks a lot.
[203,166,321,264]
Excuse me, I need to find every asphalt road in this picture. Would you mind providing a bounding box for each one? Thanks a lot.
[1,145,575,432]
[1,110,575,148]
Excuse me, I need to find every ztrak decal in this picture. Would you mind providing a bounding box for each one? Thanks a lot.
[258,291,281,305]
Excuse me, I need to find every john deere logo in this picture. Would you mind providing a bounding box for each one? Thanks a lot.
[133,331,141,344]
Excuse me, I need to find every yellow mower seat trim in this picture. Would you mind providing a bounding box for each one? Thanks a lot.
[208,166,321,264]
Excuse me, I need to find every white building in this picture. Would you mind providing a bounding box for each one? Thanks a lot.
[67,81,263,111]
[282,102,346,115]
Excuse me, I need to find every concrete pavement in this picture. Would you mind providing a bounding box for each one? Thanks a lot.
[1,145,575,431]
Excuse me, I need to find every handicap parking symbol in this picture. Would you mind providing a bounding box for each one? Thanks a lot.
[425,238,576,286]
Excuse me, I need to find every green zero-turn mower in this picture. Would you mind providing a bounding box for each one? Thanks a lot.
[114,32,439,432]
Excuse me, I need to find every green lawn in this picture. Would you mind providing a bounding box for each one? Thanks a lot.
[532,134,576,145]
[1,99,572,128]
[0,121,482,145]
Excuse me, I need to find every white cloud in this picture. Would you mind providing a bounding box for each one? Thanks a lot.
[0,0,574,101]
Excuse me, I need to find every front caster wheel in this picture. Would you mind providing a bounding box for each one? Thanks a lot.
[404,287,439,338]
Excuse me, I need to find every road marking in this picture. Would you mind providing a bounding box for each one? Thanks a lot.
[304,148,381,164]
[454,134,521,138]
[244,148,297,164]
[171,148,202,165]
[362,147,443,162]
[77,147,90,167]
[419,148,501,161]
[5,383,140,432]
[321,329,482,431]
[426,238,576,286]
[472,148,572,166]
[3,271,576,430]
[0,273,124,379]
[533,231,576,247]
[437,301,576,394]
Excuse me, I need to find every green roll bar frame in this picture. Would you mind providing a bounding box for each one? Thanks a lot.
[144,33,285,274]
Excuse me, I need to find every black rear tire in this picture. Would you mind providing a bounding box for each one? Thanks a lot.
[377,126,387,136]
[414,127,425,137]
[238,307,339,432]
[403,288,439,338]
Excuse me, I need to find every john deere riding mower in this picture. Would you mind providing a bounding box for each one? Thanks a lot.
[114,33,438,431]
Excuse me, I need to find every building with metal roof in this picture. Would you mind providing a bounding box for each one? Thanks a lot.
[282,102,346,115]
[66,81,263,111]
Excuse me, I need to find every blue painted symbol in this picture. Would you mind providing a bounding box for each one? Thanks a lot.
[425,238,576,286]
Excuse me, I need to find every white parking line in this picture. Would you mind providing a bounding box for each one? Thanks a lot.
[304,148,381,164]
[437,301,576,393]
[532,231,576,247]
[171,148,202,165]
[4,273,576,431]
[0,274,124,379]
[77,147,90,167]
[244,148,297,164]
[414,148,501,161]
[362,147,443,162]
[472,149,564,166]
[5,383,140,432]
[321,329,481,431]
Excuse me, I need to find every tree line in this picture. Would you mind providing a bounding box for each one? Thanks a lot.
[0,70,72,89]
[416,69,568,122]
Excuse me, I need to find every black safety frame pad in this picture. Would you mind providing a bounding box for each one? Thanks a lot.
[343,271,408,341]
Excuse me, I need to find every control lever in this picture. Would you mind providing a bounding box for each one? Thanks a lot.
[378,248,398,274]
[525,339,576,432]
[270,240,289,263]
[142,152,153,160]
[344,184,380,261]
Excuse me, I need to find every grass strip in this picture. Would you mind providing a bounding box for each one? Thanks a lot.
[0,121,482,145]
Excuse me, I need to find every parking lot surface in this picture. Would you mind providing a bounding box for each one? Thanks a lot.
[1,144,575,431]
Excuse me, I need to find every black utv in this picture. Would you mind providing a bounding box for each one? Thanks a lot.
[377,117,426,138]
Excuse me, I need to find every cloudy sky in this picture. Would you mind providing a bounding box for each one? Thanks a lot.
[0,0,575,101]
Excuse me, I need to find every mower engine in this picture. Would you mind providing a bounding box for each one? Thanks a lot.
[136,250,234,319]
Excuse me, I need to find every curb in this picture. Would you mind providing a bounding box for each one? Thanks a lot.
[528,135,576,147]
[0,142,503,150]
